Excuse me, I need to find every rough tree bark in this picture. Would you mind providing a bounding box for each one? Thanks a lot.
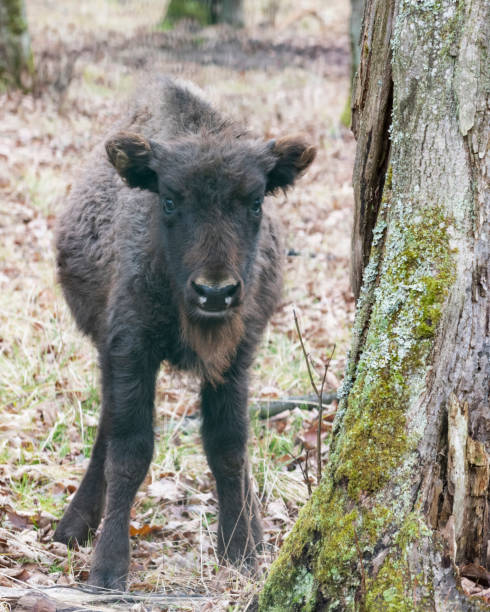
[349,0,364,87]
[0,0,34,89]
[341,0,364,128]
[260,0,489,609]
[164,0,244,27]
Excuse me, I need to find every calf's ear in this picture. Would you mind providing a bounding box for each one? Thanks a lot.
[105,131,160,193]
[265,136,316,194]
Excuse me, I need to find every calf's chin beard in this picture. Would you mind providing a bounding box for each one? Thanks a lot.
[179,306,245,386]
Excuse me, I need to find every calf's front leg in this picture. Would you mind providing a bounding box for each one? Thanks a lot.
[87,332,158,590]
[201,369,262,571]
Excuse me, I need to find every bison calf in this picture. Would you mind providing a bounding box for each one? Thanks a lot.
[54,77,315,590]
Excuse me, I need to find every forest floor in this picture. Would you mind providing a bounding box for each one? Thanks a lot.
[0,0,356,609]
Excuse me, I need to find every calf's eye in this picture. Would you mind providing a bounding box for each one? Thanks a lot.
[163,198,176,214]
[250,197,262,216]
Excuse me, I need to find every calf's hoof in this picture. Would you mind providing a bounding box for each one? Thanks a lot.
[54,513,93,547]
[87,565,128,591]
[219,538,259,575]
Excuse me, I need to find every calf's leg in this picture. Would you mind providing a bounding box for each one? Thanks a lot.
[86,331,158,590]
[201,369,262,570]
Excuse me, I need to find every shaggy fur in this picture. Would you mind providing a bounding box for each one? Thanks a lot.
[54,76,315,590]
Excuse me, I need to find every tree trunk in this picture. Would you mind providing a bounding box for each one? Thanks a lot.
[164,0,243,27]
[0,0,34,90]
[349,0,394,299]
[341,0,365,128]
[210,0,243,27]
[349,0,364,86]
[260,0,489,609]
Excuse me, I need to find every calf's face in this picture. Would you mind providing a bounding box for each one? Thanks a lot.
[106,131,315,379]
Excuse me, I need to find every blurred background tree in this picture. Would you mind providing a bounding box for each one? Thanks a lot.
[0,0,34,89]
[163,0,244,28]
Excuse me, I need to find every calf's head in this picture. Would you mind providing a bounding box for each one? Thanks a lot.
[106,131,315,381]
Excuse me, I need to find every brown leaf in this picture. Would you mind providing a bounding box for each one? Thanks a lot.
[6,510,32,530]
[0,566,32,584]
[129,522,163,537]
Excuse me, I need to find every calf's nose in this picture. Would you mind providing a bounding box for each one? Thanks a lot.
[192,277,241,312]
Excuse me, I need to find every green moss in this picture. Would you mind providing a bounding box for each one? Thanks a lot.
[160,0,212,28]
[314,491,358,592]
[365,512,433,611]
[260,477,396,610]
[340,91,352,128]
[335,370,409,497]
[395,511,432,549]
[384,164,393,191]
[365,557,414,611]
[5,0,28,35]
[260,552,317,610]
[0,0,34,90]
[333,204,455,499]
[415,275,449,338]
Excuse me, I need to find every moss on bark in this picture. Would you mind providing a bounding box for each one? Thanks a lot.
[260,194,456,610]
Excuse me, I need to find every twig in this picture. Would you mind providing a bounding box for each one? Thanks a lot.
[290,449,313,497]
[293,310,336,486]
[249,392,337,419]
[294,310,320,397]
[303,449,312,497]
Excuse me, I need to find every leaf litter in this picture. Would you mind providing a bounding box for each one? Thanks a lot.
[0,0,360,608]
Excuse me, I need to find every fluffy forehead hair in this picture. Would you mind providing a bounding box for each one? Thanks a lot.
[156,134,271,195]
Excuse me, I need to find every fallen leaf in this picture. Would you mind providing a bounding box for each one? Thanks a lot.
[147,478,183,502]
[129,522,163,537]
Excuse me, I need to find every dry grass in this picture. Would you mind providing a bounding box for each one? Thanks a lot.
[0,0,355,608]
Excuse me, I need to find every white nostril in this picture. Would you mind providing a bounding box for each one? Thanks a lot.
[225,296,232,306]
[199,296,207,306]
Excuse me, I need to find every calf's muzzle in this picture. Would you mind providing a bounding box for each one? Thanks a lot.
[189,275,242,313]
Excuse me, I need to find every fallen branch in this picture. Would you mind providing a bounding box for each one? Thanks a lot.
[0,584,212,611]
[249,392,337,419]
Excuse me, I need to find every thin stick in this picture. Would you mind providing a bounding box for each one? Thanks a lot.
[250,393,338,419]
[288,450,312,497]
[293,310,319,397]
[293,310,336,485]
[302,449,313,497]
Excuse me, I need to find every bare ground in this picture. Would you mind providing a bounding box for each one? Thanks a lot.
[0,1,355,609]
